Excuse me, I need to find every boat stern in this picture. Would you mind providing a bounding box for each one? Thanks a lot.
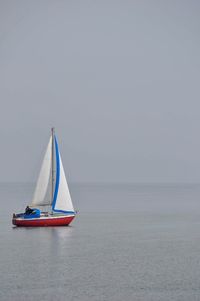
[12,213,17,226]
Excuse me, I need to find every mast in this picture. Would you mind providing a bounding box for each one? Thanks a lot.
[51,127,55,202]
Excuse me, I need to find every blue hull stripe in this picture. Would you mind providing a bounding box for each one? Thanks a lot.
[52,209,75,214]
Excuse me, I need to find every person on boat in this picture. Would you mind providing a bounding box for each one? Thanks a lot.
[25,206,34,215]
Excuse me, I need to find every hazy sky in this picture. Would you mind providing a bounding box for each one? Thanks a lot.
[0,0,200,183]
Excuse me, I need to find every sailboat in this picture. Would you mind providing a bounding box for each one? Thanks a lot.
[12,128,76,227]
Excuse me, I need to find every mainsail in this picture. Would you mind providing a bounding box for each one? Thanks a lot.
[31,131,74,213]
[31,136,52,206]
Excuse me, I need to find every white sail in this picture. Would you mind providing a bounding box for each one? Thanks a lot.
[53,149,74,213]
[31,136,52,206]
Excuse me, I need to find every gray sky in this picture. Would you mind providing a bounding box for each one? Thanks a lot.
[0,0,200,183]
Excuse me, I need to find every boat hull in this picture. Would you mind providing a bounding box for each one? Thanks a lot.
[12,214,75,227]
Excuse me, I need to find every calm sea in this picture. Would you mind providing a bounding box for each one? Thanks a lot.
[0,183,200,301]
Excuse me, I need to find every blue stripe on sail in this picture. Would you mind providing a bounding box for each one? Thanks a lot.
[52,136,60,211]
[52,136,75,214]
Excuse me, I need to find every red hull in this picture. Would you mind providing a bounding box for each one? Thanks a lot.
[12,215,75,227]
